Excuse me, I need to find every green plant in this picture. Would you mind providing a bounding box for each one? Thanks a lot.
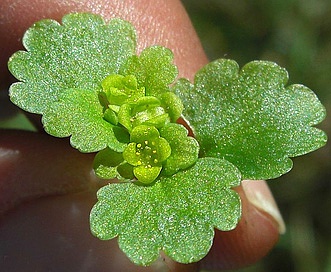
[7,12,327,266]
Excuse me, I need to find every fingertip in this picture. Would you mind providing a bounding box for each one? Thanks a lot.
[199,181,281,270]
[242,180,286,234]
[0,130,96,216]
[0,190,199,272]
[0,0,207,88]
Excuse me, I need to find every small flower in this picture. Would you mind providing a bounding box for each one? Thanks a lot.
[99,74,145,125]
[101,74,145,107]
[123,125,171,184]
[118,96,169,131]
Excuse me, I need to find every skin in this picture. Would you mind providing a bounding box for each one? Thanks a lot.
[0,0,281,271]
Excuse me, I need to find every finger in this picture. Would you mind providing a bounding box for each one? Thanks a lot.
[0,190,198,272]
[0,0,207,87]
[0,130,97,216]
[0,2,208,271]
[0,0,208,129]
[200,180,285,270]
[0,130,197,272]
[0,135,281,271]
[0,132,283,271]
[0,0,283,270]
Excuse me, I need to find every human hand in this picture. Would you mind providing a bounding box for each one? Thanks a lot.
[0,0,285,271]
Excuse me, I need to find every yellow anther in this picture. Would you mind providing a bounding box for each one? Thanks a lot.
[135,152,140,156]
[152,150,157,154]
[154,159,158,163]
[144,140,148,145]
[137,143,142,148]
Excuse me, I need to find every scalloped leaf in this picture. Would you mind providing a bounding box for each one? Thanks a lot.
[90,157,241,265]
[119,46,178,96]
[42,89,128,152]
[8,13,136,115]
[174,59,327,180]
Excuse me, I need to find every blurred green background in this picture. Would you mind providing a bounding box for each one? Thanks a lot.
[1,0,330,271]
[181,0,331,271]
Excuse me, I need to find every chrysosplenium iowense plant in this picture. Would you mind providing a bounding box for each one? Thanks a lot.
[7,13,327,265]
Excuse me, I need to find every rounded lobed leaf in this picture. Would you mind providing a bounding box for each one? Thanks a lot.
[8,13,136,115]
[174,59,327,180]
[90,157,242,265]
[42,88,127,152]
[120,46,178,97]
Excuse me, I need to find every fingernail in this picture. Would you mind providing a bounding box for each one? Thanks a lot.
[242,180,286,234]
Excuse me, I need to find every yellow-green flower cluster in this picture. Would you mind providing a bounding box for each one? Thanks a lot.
[96,74,199,184]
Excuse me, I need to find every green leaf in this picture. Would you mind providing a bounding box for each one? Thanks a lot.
[174,59,327,179]
[93,148,129,180]
[132,96,161,114]
[120,46,178,96]
[90,157,241,265]
[160,123,199,176]
[42,88,127,152]
[8,13,136,115]
[103,108,118,125]
[159,92,183,122]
